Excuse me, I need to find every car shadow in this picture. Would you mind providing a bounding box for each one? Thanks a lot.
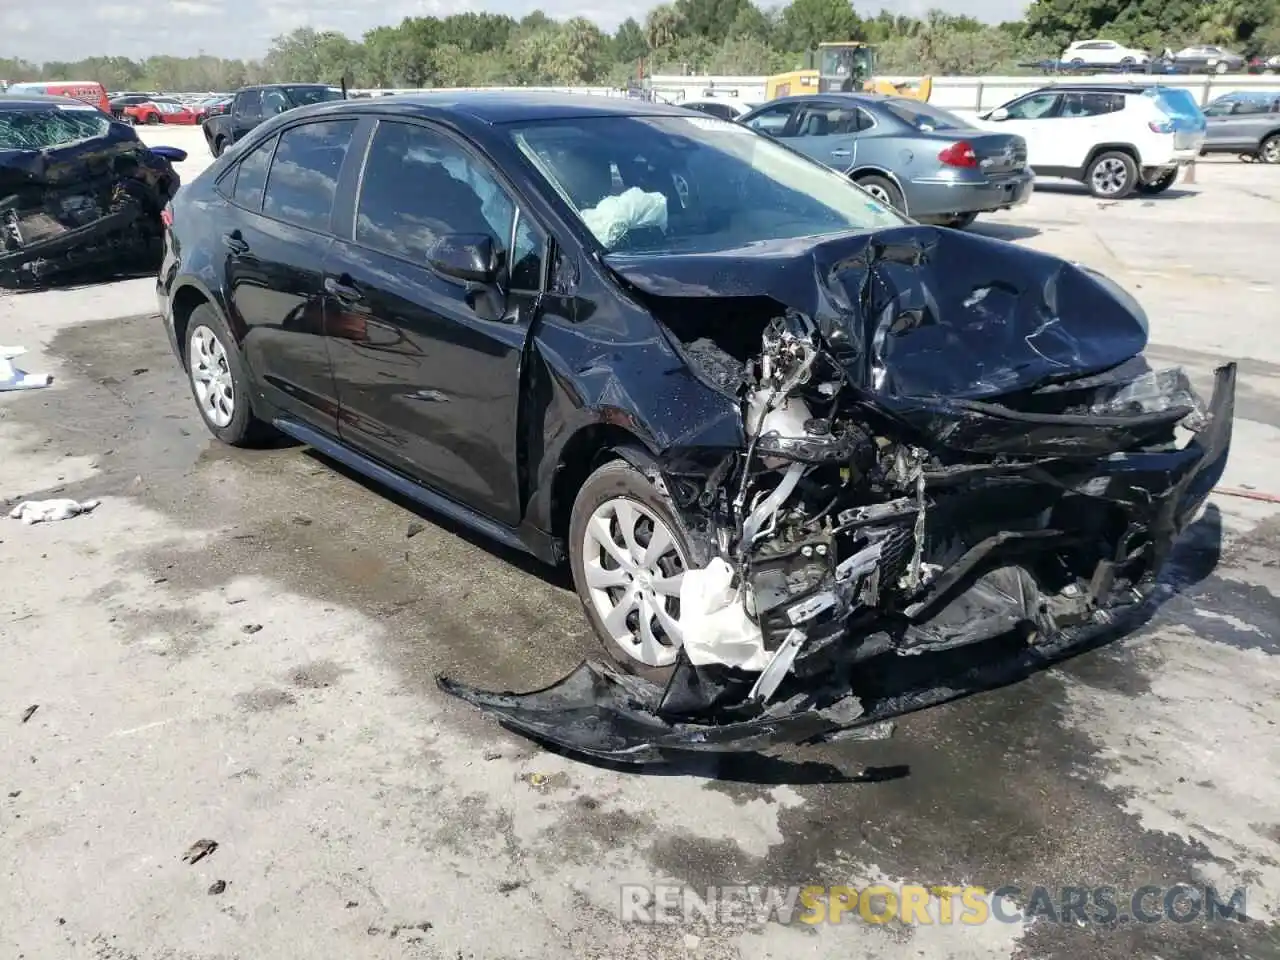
[1030,181,1199,201]
[302,447,574,591]
[970,221,1041,241]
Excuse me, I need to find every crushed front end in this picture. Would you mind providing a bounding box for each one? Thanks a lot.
[0,114,178,288]
[439,226,1237,763]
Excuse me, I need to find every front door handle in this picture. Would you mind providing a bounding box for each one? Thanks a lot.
[324,276,363,303]
[222,231,249,254]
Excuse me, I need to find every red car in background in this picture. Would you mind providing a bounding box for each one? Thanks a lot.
[123,97,198,125]
[191,96,232,122]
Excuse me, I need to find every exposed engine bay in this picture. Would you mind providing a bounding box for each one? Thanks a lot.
[0,112,180,288]
[439,225,1237,763]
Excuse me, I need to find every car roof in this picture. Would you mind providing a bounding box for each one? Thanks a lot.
[284,90,701,124]
[0,92,103,109]
[1032,84,1163,95]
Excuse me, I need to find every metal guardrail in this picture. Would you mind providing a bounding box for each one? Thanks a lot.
[154,72,1280,113]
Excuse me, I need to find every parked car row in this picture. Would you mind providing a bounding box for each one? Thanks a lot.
[704,81,1205,230]
[1060,40,1268,75]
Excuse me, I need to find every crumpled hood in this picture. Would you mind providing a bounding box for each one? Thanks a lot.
[605,225,1150,402]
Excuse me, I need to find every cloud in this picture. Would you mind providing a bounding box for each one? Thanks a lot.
[7,0,1029,64]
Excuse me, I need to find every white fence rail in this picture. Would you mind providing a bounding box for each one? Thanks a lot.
[341,71,1280,112]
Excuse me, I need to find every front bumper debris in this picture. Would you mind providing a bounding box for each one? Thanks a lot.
[441,364,1235,764]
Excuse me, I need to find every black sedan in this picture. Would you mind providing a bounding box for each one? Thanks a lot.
[158,92,1234,763]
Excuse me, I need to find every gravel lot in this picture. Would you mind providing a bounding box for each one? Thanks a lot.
[1,124,1279,960]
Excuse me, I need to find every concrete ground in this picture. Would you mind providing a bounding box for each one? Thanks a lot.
[2,125,1279,959]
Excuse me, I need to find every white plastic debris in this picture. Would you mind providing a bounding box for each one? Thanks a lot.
[8,498,100,524]
[678,557,769,671]
[0,346,52,392]
[580,188,668,248]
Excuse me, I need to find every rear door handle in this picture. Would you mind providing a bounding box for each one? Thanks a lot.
[324,276,363,302]
[830,149,851,158]
[222,231,249,254]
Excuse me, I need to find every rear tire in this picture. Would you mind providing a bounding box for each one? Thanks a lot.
[854,173,905,212]
[1137,169,1177,195]
[212,136,227,158]
[942,211,979,229]
[569,456,695,682]
[1085,151,1137,198]
[145,113,160,125]
[183,303,274,447]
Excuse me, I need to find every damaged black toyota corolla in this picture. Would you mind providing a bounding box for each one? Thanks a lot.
[159,94,1234,763]
[1,94,184,288]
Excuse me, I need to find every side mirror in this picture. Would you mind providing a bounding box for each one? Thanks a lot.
[989,107,1009,121]
[149,146,188,163]
[429,234,500,285]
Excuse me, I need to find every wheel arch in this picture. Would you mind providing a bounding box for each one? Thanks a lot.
[170,279,231,367]
[548,423,657,544]
[1083,142,1140,174]
[848,165,910,214]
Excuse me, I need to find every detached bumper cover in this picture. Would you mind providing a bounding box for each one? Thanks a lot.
[440,364,1236,763]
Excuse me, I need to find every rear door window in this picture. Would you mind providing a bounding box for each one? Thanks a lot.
[262,119,357,233]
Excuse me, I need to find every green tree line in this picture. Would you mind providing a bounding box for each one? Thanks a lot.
[3,0,1278,92]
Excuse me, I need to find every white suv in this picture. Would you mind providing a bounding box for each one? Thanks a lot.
[972,85,1207,198]
[1062,40,1151,67]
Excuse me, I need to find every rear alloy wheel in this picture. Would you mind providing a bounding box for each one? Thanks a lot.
[1138,169,1178,195]
[855,173,905,211]
[184,303,273,446]
[1260,134,1280,164]
[569,459,692,674]
[1086,151,1137,198]
[1215,61,1229,74]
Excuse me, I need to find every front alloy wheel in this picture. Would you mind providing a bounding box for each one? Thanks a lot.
[582,497,687,667]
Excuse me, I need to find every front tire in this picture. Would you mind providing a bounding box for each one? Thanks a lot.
[184,304,273,447]
[569,457,693,678]
[1086,151,1137,198]
[854,173,905,212]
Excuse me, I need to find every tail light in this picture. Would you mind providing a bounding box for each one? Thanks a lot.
[161,205,173,227]
[938,141,979,168]
[1149,120,1174,133]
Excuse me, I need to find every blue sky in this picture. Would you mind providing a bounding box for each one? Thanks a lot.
[3,0,1030,65]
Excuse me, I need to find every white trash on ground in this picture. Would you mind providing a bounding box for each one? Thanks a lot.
[8,499,101,524]
[0,346,52,392]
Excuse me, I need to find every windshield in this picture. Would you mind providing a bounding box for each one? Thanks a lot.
[0,106,111,149]
[509,114,905,255]
[881,98,967,131]
[284,85,346,107]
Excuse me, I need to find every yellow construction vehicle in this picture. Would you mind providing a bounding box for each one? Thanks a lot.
[764,42,932,102]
